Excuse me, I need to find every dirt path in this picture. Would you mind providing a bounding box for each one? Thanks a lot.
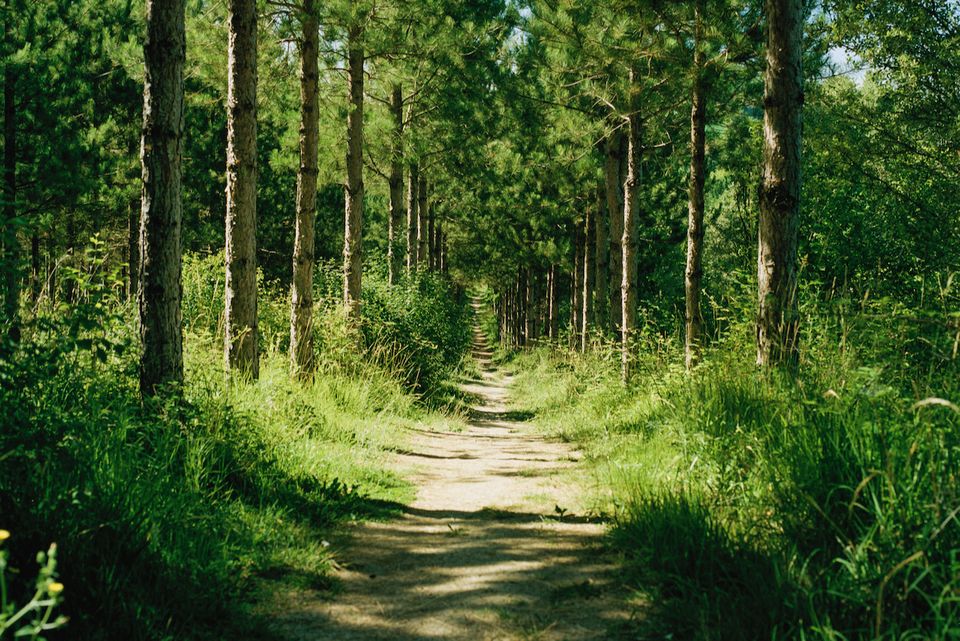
[267,328,633,640]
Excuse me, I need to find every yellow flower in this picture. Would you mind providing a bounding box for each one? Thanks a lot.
[47,582,64,595]
[0,530,9,542]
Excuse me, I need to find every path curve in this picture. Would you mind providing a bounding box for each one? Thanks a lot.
[267,326,631,640]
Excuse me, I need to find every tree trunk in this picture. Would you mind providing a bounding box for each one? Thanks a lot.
[139,0,186,396]
[685,0,707,371]
[387,83,403,285]
[427,198,436,270]
[525,267,534,344]
[581,205,595,352]
[406,163,419,273]
[3,59,19,339]
[224,0,258,378]
[757,0,803,367]
[290,1,318,376]
[29,233,39,305]
[593,182,609,334]
[417,173,428,268]
[127,199,139,301]
[621,70,642,382]
[342,28,364,317]
[440,230,448,273]
[604,129,625,337]
[571,223,583,349]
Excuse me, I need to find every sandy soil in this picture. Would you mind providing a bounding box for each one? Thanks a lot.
[263,329,637,640]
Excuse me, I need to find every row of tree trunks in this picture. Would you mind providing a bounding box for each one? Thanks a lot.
[224,0,259,379]
[342,26,364,318]
[290,0,319,377]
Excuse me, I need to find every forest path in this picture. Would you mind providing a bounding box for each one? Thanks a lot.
[265,318,634,640]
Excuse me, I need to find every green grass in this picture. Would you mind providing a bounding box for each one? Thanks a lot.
[0,254,472,640]
[504,294,960,640]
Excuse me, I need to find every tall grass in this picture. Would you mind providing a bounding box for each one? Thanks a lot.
[505,281,960,640]
[0,251,472,640]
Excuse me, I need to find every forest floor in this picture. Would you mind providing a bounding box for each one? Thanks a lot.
[259,328,639,640]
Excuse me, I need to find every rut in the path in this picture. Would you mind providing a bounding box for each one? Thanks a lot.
[264,327,637,641]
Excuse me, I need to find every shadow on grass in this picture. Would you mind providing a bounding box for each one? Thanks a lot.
[609,493,797,641]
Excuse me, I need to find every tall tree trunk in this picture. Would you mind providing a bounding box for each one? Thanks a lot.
[3,58,19,339]
[342,28,364,317]
[139,0,186,396]
[224,0,258,378]
[581,206,595,352]
[621,70,642,382]
[685,0,707,371]
[290,1,318,376]
[427,198,436,270]
[525,267,534,344]
[571,223,583,349]
[605,129,625,337]
[440,230,448,273]
[433,218,442,272]
[757,0,803,367]
[127,199,139,301]
[29,233,39,305]
[546,265,555,341]
[387,83,403,285]
[594,182,609,334]
[417,173,428,267]
[406,163,419,273]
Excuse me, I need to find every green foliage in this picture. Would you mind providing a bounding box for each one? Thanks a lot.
[506,288,960,640]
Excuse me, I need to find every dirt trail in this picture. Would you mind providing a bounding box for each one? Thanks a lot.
[267,325,633,640]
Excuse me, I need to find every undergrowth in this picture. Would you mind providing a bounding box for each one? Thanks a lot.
[504,282,960,640]
[0,248,471,640]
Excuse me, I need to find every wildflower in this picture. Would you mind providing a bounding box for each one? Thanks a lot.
[0,529,9,542]
[48,582,65,595]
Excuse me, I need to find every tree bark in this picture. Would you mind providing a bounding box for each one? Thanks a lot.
[427,197,436,270]
[387,83,403,285]
[127,199,139,301]
[139,0,186,396]
[604,129,625,337]
[593,182,609,334]
[581,205,595,352]
[342,27,364,317]
[757,0,803,367]
[224,0,258,378]
[406,163,419,273]
[621,69,642,382]
[3,58,19,339]
[440,230,448,273]
[525,267,534,344]
[290,1,318,376]
[685,0,707,371]
[417,173,428,268]
[571,223,583,349]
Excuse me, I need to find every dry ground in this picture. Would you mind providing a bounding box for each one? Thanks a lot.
[262,330,639,640]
